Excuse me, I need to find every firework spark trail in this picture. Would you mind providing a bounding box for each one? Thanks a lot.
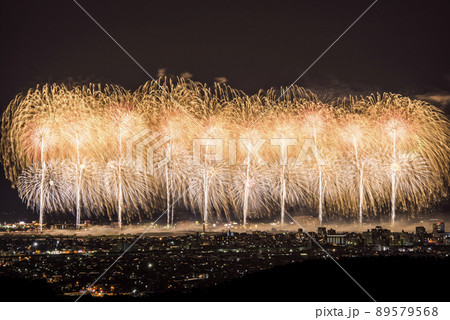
[39,138,45,232]
[231,161,270,223]
[18,160,72,219]
[1,80,449,228]
[154,142,191,226]
[235,127,268,225]
[341,120,366,224]
[268,159,309,224]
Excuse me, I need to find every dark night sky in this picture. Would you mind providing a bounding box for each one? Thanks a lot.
[1,0,449,221]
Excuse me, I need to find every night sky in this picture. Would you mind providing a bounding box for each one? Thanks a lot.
[1,0,449,221]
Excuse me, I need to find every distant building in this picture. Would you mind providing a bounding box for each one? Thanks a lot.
[391,232,402,246]
[445,233,450,245]
[346,232,362,246]
[433,221,445,234]
[400,231,414,246]
[326,234,347,246]
[371,226,391,246]
[317,227,326,236]
[362,231,372,246]
[415,226,426,243]
[432,221,446,242]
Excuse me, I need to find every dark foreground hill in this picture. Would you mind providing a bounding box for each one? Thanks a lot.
[145,256,449,302]
[1,256,448,301]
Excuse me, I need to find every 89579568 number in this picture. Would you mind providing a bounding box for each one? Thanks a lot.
[375,307,438,317]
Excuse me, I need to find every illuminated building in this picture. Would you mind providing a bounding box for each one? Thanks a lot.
[326,234,347,246]
[433,221,445,234]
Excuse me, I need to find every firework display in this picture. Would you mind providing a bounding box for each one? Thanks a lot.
[1,78,449,230]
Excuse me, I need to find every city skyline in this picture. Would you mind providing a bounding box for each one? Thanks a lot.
[1,221,449,301]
